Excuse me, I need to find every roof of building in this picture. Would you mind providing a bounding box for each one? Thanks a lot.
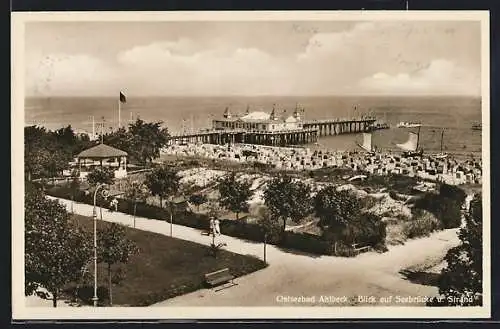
[76,143,128,158]
[240,111,271,121]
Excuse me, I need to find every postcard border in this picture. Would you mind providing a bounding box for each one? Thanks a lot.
[11,10,491,320]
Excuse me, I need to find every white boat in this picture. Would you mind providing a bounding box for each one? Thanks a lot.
[397,121,422,128]
[397,127,423,157]
[356,132,376,154]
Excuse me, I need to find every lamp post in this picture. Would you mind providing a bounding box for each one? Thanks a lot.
[92,183,109,307]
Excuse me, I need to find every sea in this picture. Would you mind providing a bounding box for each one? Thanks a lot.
[24,95,482,158]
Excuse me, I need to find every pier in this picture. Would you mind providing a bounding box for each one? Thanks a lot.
[169,128,319,147]
[169,117,377,147]
[302,117,377,137]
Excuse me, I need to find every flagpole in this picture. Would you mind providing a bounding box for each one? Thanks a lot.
[118,98,121,129]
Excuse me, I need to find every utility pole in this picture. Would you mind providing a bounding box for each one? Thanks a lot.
[101,117,105,144]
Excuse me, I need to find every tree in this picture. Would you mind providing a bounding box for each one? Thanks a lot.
[123,178,149,228]
[314,186,363,230]
[69,169,81,214]
[206,198,221,219]
[25,185,92,307]
[98,223,138,306]
[128,119,170,165]
[218,173,252,220]
[256,206,282,263]
[24,125,76,182]
[144,166,180,209]
[314,186,387,253]
[263,175,312,233]
[103,127,133,157]
[189,193,208,212]
[86,167,115,187]
[431,193,483,306]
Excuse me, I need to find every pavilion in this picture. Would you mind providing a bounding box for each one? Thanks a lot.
[76,143,128,179]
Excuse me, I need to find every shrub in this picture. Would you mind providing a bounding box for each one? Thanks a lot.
[339,212,387,247]
[413,184,466,229]
[332,242,355,257]
[402,209,441,239]
[280,231,332,254]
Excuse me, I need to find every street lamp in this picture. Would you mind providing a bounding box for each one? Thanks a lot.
[92,183,109,307]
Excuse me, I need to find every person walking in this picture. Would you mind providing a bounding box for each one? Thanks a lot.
[110,198,118,212]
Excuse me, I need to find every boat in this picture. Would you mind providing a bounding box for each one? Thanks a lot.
[371,120,390,130]
[434,129,448,159]
[472,121,482,130]
[397,126,424,157]
[397,121,422,128]
[356,132,376,154]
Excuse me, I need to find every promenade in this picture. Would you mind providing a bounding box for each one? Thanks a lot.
[48,197,461,307]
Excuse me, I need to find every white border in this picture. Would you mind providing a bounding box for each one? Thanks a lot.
[11,10,491,320]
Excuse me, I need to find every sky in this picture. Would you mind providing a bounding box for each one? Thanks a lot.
[24,20,482,97]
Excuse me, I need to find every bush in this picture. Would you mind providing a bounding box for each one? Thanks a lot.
[339,212,387,247]
[414,184,466,229]
[332,242,356,257]
[281,231,332,254]
[402,210,441,239]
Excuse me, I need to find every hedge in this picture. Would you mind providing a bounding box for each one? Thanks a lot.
[45,185,346,256]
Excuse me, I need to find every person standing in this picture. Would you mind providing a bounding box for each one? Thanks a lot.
[209,217,215,236]
[214,218,221,236]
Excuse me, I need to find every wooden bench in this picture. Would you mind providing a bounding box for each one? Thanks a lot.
[352,243,372,255]
[204,268,235,287]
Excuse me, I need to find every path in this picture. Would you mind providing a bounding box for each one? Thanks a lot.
[49,197,460,307]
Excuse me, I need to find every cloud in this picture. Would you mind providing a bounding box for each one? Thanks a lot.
[297,22,376,62]
[26,53,116,96]
[359,59,480,95]
[116,39,293,95]
[25,21,481,96]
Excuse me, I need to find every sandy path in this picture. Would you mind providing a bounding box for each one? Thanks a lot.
[47,197,459,307]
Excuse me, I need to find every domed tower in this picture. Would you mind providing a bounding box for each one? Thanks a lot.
[270,104,277,121]
[223,106,232,119]
[293,103,302,121]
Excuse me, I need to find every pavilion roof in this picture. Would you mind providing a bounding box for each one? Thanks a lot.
[76,143,128,159]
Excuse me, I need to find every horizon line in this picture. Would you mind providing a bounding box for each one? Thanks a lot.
[24,94,482,99]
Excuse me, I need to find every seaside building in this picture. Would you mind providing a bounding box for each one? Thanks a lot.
[75,143,128,179]
[212,105,304,132]
[201,105,317,146]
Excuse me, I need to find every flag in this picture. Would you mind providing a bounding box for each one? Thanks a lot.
[119,91,127,103]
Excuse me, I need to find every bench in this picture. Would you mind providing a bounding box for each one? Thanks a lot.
[352,243,372,255]
[204,268,235,287]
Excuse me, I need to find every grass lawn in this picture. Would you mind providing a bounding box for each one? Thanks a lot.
[66,214,267,307]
